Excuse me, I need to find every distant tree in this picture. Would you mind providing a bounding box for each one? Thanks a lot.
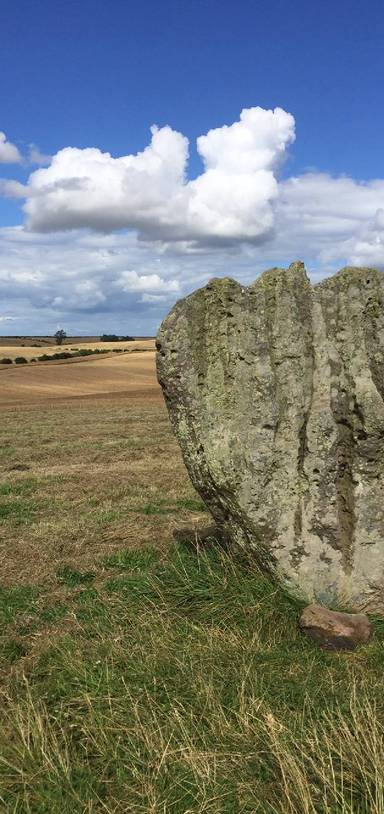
[54,329,67,346]
[100,333,134,342]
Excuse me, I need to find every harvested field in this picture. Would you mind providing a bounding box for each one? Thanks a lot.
[0,337,154,360]
[0,348,159,407]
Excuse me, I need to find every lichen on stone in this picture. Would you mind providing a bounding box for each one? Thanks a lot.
[157,262,384,612]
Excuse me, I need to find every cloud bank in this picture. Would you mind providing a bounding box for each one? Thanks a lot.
[1,105,384,333]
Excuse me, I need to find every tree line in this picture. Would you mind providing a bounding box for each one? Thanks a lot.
[54,331,134,345]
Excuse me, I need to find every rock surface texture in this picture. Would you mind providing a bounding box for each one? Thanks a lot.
[299,604,372,650]
[156,262,384,611]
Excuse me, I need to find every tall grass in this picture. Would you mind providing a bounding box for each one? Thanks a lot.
[1,543,384,812]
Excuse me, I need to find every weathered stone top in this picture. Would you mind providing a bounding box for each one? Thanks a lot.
[157,263,384,612]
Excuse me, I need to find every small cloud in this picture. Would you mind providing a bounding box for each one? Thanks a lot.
[118,270,180,293]
[0,131,21,164]
[0,315,17,322]
[141,293,169,303]
[51,280,106,310]
[28,144,52,166]
[0,179,28,199]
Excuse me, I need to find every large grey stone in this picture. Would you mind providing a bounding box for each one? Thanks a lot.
[156,262,384,612]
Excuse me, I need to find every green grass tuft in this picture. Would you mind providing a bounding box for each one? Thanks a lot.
[2,638,28,663]
[0,479,40,525]
[176,497,207,512]
[0,477,38,496]
[39,603,69,624]
[0,585,40,625]
[56,566,95,587]
[140,497,208,515]
[103,546,160,571]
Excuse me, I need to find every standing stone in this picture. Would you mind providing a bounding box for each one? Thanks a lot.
[156,262,384,612]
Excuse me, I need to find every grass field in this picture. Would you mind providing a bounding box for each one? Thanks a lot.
[1,351,384,812]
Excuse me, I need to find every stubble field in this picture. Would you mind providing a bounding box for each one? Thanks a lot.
[0,337,154,361]
[1,348,384,813]
[0,344,157,407]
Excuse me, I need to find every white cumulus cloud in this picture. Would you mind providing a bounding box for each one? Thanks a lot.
[19,107,295,246]
[23,125,189,234]
[0,131,21,163]
[3,107,384,267]
[118,270,180,293]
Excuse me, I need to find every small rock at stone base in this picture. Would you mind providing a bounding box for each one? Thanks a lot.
[299,604,372,651]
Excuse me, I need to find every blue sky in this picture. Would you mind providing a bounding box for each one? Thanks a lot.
[1,0,384,335]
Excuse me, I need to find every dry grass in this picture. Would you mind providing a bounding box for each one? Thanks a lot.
[2,675,384,813]
[1,353,384,812]
[1,547,384,812]
[0,391,205,586]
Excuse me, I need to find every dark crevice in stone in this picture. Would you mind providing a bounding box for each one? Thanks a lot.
[319,287,357,574]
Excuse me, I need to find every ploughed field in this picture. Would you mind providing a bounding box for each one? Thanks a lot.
[1,348,384,813]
